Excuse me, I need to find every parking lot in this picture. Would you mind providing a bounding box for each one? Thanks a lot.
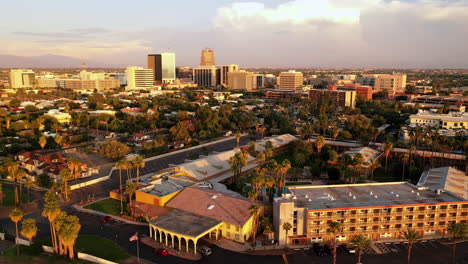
[288,240,468,264]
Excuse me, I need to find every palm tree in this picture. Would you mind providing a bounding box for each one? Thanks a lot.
[39,136,47,151]
[116,159,127,215]
[368,158,381,181]
[42,192,61,253]
[258,126,266,139]
[59,169,73,201]
[54,134,63,149]
[54,212,81,259]
[315,136,326,153]
[234,131,242,148]
[21,218,38,243]
[125,182,137,214]
[328,221,343,264]
[249,140,257,155]
[350,234,372,264]
[8,163,26,206]
[277,160,291,196]
[282,222,292,249]
[383,141,393,173]
[132,155,145,185]
[67,158,82,181]
[9,207,24,256]
[25,177,34,201]
[448,222,467,264]
[400,152,410,181]
[401,229,421,264]
[229,150,249,181]
[249,204,261,249]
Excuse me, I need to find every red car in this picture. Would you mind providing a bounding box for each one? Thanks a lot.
[154,248,169,256]
[100,216,112,223]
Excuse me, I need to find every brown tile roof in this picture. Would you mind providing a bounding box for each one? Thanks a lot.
[166,187,253,227]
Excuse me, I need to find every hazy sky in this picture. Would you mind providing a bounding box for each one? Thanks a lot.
[1,0,468,68]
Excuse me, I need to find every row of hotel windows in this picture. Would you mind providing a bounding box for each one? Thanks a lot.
[309,205,466,217]
[310,212,467,225]
[309,221,467,234]
[224,223,240,232]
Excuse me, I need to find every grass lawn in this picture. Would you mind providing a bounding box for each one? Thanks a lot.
[3,236,129,263]
[1,187,32,206]
[75,235,129,262]
[83,198,127,216]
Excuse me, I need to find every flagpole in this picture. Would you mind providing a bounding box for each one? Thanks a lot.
[137,232,140,263]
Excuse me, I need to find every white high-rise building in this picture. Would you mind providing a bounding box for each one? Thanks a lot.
[125,66,154,90]
[9,69,35,89]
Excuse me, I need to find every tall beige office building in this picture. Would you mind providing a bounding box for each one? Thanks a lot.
[227,70,254,91]
[220,64,239,87]
[356,74,407,95]
[279,70,303,90]
[125,66,154,90]
[193,66,217,87]
[200,48,216,66]
[9,69,35,89]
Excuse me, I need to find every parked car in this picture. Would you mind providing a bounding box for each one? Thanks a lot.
[154,248,169,256]
[340,244,356,254]
[313,243,325,256]
[197,246,212,256]
[100,216,112,223]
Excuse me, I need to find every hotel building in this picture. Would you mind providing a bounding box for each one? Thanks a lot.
[409,111,468,129]
[274,182,468,246]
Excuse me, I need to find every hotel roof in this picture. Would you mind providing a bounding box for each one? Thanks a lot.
[138,177,195,197]
[166,187,253,226]
[417,167,467,200]
[254,134,297,152]
[340,147,381,167]
[279,182,466,210]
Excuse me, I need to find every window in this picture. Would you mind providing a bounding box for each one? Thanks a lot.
[236,226,240,232]
[235,234,240,240]
[373,209,380,214]
[226,223,230,229]
[227,232,231,237]
[450,205,458,209]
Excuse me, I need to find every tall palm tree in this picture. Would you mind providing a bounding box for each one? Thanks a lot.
[448,223,467,264]
[400,152,410,181]
[24,177,34,202]
[282,222,292,249]
[132,155,145,185]
[401,229,421,264]
[125,182,137,214]
[258,126,266,139]
[350,234,372,264]
[21,218,38,243]
[116,159,127,215]
[54,134,63,149]
[249,204,261,248]
[249,140,257,155]
[315,136,326,153]
[383,141,393,173]
[8,163,26,206]
[67,158,82,181]
[42,192,61,253]
[54,212,81,259]
[328,221,343,264]
[59,169,73,201]
[9,207,24,256]
[368,158,381,181]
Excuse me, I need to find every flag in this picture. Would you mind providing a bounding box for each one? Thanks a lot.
[129,232,138,242]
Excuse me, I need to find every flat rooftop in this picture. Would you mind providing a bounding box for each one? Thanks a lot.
[139,177,195,197]
[149,209,221,237]
[280,182,465,210]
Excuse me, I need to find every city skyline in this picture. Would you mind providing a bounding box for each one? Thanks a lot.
[1,0,468,68]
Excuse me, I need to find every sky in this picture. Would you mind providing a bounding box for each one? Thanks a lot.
[1,0,468,68]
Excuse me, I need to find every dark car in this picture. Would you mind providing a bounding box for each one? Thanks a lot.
[154,248,169,256]
[100,216,112,223]
[340,244,356,254]
[323,244,332,255]
[313,243,325,256]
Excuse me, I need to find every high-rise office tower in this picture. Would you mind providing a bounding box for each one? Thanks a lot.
[147,53,176,84]
[200,48,216,66]
[125,66,154,90]
[220,64,239,87]
[278,70,304,90]
[193,66,217,87]
[9,69,35,89]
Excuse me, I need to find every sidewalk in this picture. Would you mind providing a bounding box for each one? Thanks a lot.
[204,237,293,256]
[140,236,202,261]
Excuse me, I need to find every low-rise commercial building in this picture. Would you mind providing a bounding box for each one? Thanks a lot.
[274,182,468,246]
[409,111,467,129]
[45,109,71,124]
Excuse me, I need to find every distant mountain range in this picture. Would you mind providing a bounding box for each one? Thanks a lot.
[0,54,109,68]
